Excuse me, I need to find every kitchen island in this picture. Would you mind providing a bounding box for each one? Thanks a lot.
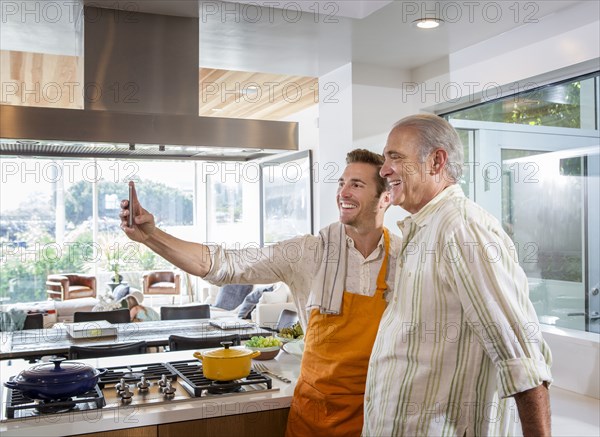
[0,348,302,437]
[0,319,274,360]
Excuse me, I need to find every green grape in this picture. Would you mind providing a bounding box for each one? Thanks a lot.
[246,335,281,348]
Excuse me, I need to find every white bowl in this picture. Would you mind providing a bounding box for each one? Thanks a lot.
[282,340,304,357]
[246,345,281,360]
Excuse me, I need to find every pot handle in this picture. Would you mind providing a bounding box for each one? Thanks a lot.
[193,352,203,361]
[4,378,18,390]
[50,357,66,370]
[250,351,261,359]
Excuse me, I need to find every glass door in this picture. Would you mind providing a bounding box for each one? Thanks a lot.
[450,120,599,333]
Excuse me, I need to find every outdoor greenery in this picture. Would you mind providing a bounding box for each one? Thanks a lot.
[1,176,192,303]
[0,230,92,302]
[449,80,584,128]
[65,179,193,226]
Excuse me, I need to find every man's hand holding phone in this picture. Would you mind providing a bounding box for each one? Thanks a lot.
[121,181,156,242]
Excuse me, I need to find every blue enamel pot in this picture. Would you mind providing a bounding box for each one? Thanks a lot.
[4,357,106,401]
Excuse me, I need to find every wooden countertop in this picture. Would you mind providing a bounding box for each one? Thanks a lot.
[0,348,302,437]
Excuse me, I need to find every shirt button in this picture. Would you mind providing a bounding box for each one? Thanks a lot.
[366,396,371,402]
[408,271,412,277]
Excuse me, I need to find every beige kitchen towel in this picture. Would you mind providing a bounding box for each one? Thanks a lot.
[307,222,348,315]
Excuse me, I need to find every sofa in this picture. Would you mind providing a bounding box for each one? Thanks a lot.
[2,281,298,329]
[1,297,99,328]
[202,282,297,328]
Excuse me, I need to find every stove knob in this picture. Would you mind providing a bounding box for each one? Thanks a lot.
[158,374,168,388]
[163,381,176,399]
[115,378,127,392]
[120,384,133,404]
[137,376,150,392]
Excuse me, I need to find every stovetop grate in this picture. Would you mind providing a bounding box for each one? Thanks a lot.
[166,360,272,397]
[5,384,105,419]
[98,362,177,387]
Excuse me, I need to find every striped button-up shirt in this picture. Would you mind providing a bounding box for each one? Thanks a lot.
[363,185,552,437]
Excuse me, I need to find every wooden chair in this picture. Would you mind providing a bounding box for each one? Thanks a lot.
[73,309,130,324]
[69,341,147,359]
[160,304,210,320]
[46,274,96,300]
[168,334,241,351]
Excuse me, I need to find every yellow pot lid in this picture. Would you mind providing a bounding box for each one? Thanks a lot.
[202,344,254,359]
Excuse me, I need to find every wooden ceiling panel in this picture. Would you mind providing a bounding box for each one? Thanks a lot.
[0,53,318,121]
[199,68,318,120]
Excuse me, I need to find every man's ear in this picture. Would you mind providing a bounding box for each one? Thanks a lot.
[379,190,391,209]
[429,148,449,175]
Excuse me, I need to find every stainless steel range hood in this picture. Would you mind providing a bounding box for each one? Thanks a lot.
[0,5,298,160]
[0,104,298,160]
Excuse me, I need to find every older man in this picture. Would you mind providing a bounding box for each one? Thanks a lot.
[121,149,401,436]
[363,114,552,436]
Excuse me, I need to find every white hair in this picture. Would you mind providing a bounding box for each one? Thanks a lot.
[392,114,464,182]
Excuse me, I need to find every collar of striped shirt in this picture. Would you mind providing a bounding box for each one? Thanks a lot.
[397,184,464,233]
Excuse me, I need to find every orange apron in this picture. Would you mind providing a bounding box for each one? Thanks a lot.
[286,229,390,437]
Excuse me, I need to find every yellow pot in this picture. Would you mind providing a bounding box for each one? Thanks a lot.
[193,341,261,381]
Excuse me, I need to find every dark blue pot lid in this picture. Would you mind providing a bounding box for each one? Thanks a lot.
[16,357,98,385]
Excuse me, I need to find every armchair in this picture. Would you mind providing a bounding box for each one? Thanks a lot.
[46,274,97,301]
[142,270,181,304]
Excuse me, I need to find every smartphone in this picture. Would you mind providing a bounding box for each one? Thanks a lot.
[128,183,134,227]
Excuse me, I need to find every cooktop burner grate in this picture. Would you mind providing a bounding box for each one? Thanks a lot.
[98,362,177,387]
[5,384,105,419]
[166,360,272,397]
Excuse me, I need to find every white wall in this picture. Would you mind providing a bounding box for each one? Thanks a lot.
[281,104,319,153]
[315,62,354,230]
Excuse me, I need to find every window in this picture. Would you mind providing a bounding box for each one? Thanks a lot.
[0,157,195,303]
[445,72,600,334]
[449,74,598,130]
[260,151,313,245]
[206,161,260,247]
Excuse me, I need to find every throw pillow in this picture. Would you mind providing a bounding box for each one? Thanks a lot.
[258,283,289,304]
[112,284,131,301]
[213,284,253,311]
[237,286,274,319]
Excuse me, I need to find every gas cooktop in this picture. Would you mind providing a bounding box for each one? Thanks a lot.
[3,360,278,421]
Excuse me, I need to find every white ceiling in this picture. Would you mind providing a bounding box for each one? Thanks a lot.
[1,1,592,77]
[89,0,586,76]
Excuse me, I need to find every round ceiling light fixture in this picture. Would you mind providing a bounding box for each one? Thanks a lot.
[413,18,444,29]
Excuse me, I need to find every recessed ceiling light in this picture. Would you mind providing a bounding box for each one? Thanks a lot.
[211,108,223,112]
[413,18,443,29]
[240,85,259,95]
